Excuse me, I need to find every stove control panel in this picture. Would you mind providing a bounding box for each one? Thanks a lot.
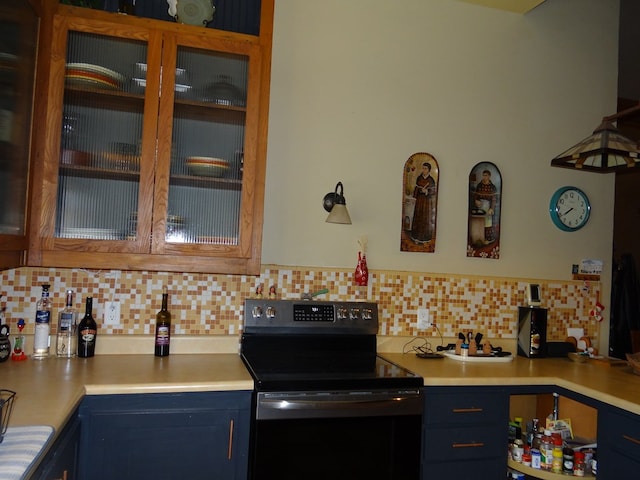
[244,299,378,334]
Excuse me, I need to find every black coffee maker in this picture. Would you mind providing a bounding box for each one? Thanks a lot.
[517,306,547,358]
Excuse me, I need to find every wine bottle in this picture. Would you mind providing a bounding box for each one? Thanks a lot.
[77,297,97,358]
[56,289,77,358]
[154,286,171,357]
[33,284,52,359]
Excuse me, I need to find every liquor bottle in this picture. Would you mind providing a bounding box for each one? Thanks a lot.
[33,284,52,359]
[154,286,171,357]
[77,297,97,358]
[56,290,77,358]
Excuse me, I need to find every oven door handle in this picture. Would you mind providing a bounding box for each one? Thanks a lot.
[256,391,423,420]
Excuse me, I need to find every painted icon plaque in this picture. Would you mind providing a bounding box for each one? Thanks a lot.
[401,152,439,253]
[467,162,502,259]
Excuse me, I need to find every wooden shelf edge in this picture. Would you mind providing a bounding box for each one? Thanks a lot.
[507,458,594,479]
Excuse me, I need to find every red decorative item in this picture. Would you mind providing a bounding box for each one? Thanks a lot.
[355,251,368,286]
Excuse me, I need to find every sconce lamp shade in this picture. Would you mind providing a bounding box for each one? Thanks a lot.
[323,182,352,224]
[551,102,640,173]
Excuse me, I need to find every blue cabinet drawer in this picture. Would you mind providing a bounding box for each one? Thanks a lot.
[421,457,505,479]
[424,389,507,426]
[422,425,506,461]
[598,407,640,473]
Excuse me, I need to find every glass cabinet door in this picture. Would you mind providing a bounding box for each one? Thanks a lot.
[166,48,247,245]
[152,34,261,256]
[0,0,37,239]
[37,8,267,271]
[56,30,152,247]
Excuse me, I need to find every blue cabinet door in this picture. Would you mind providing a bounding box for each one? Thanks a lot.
[597,406,640,479]
[31,411,81,480]
[78,391,251,480]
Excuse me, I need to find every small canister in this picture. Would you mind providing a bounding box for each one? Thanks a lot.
[522,452,531,467]
[562,447,574,474]
[512,439,524,462]
[581,448,594,474]
[530,448,541,469]
[573,451,585,477]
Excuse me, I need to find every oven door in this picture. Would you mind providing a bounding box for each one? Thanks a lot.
[249,389,423,480]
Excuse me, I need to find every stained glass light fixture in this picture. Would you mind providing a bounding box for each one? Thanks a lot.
[551,102,640,173]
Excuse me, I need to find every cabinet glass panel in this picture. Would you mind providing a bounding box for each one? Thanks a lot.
[168,47,247,245]
[0,2,37,236]
[56,32,146,241]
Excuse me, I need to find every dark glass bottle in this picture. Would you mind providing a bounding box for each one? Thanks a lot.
[154,287,171,357]
[77,297,97,358]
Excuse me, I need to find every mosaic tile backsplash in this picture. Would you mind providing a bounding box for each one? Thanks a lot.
[0,265,601,343]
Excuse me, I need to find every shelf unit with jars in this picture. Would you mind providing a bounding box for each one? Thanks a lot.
[28,2,273,274]
[508,390,598,479]
[0,0,39,269]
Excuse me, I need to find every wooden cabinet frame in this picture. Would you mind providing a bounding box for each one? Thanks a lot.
[27,3,273,274]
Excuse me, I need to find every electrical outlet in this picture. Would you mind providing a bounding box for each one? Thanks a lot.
[417,308,432,329]
[104,300,121,326]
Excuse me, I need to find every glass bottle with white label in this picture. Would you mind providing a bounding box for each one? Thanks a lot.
[56,289,77,357]
[33,284,52,359]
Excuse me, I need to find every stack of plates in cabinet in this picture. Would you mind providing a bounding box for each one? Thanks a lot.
[186,156,230,177]
[200,75,245,106]
[65,63,125,90]
[58,228,122,240]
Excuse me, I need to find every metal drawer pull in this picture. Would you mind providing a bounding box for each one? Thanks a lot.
[622,434,640,446]
[228,419,234,460]
[452,408,483,413]
[452,442,485,448]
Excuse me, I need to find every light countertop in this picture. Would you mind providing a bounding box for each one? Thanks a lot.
[2,354,253,431]
[3,351,640,434]
[382,352,640,415]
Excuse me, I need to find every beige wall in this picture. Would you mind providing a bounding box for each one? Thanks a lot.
[263,0,618,347]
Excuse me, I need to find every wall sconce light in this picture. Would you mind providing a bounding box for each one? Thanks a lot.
[550,102,640,173]
[322,181,352,224]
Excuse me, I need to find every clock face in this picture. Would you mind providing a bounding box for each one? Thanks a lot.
[549,187,591,231]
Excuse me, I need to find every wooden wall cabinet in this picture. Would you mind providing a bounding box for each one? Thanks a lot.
[0,0,39,270]
[28,3,273,274]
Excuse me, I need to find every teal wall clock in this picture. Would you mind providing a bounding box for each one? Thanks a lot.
[549,186,591,231]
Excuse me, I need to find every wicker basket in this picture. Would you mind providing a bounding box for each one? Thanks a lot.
[626,352,640,376]
[0,389,16,443]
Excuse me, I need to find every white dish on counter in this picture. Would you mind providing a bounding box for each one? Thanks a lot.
[442,350,514,362]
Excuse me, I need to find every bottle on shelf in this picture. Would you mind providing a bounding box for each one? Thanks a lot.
[33,284,52,359]
[573,450,586,476]
[154,286,171,357]
[563,446,575,475]
[540,429,554,470]
[77,297,97,358]
[551,433,563,474]
[528,417,540,448]
[56,289,77,358]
